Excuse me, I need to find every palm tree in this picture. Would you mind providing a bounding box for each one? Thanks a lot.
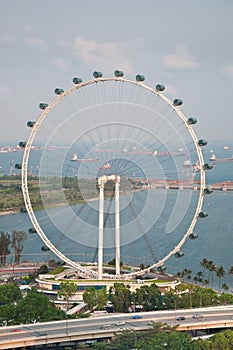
[215,266,226,291]
[197,271,203,283]
[193,271,203,285]
[186,269,192,281]
[203,279,209,286]
[206,260,216,287]
[206,259,213,280]
[181,268,192,281]
[222,283,229,292]
[228,266,233,278]
[200,258,209,279]
[0,231,11,266]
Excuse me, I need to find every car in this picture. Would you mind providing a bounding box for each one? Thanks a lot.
[100,324,112,329]
[12,329,22,332]
[176,316,186,321]
[115,321,125,326]
[192,313,203,319]
[132,315,142,319]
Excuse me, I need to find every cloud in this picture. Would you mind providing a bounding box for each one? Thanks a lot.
[23,37,45,50]
[72,37,140,74]
[224,65,233,79]
[162,45,200,69]
[0,86,11,99]
[54,58,69,70]
[24,25,34,34]
[0,34,17,44]
[57,39,72,48]
[164,84,178,96]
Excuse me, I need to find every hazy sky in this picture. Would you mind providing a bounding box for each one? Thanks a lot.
[1,0,233,145]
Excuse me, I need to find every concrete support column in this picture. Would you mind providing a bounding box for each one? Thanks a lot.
[115,176,120,276]
[98,185,104,280]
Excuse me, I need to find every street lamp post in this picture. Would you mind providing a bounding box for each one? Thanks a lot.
[66,316,68,334]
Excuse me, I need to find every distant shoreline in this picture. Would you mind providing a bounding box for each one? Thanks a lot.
[1,182,233,218]
[0,210,18,216]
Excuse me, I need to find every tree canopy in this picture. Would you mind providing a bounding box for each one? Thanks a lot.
[0,285,66,325]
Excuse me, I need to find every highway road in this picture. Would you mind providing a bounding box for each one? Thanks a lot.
[1,305,233,349]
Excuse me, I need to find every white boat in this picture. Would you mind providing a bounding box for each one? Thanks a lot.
[70,153,99,162]
[71,153,78,161]
[209,153,216,161]
[183,159,192,167]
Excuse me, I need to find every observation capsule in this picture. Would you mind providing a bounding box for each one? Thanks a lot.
[136,74,145,82]
[199,211,208,218]
[41,245,50,252]
[93,71,103,78]
[155,84,165,92]
[54,88,64,95]
[39,103,48,110]
[27,121,36,128]
[187,117,197,125]
[173,99,183,106]
[157,265,167,272]
[73,77,83,84]
[198,139,208,146]
[20,207,27,213]
[175,251,184,258]
[114,70,124,77]
[28,228,37,234]
[19,141,26,148]
[203,163,213,170]
[189,233,198,240]
[15,163,22,169]
[204,187,213,194]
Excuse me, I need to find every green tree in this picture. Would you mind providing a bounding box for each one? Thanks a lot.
[96,288,108,310]
[15,288,65,323]
[37,264,49,274]
[0,231,11,266]
[11,230,27,264]
[209,329,233,349]
[139,262,145,270]
[107,258,123,267]
[83,287,108,311]
[83,286,97,311]
[0,303,17,326]
[111,283,131,312]
[0,282,22,305]
[134,283,163,311]
[137,331,199,350]
[0,284,19,325]
[58,281,77,311]
[107,330,138,349]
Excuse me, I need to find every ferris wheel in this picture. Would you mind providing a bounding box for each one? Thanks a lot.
[19,70,213,280]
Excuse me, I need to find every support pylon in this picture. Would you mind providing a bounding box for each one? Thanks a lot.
[97,175,121,279]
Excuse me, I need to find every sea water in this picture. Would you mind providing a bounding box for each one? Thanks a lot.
[0,142,233,290]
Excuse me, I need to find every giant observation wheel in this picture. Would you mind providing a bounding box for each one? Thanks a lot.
[19,70,212,280]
